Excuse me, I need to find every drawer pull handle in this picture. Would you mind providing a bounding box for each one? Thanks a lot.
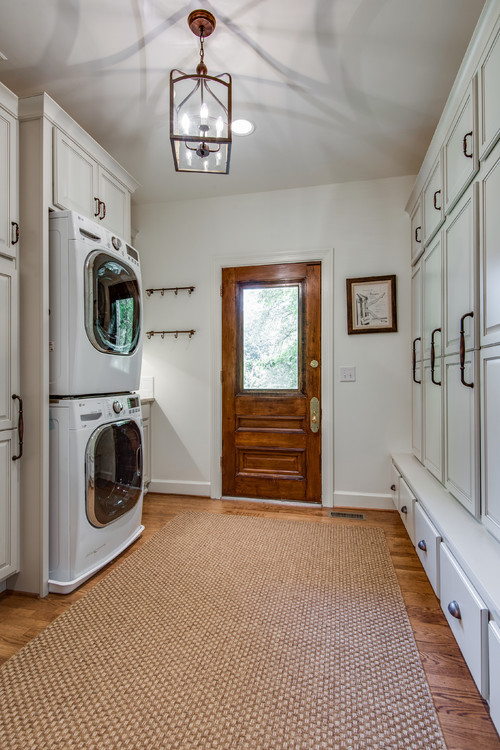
[390,484,396,492]
[433,189,442,211]
[400,505,407,514]
[463,131,473,159]
[417,540,427,552]
[448,600,461,620]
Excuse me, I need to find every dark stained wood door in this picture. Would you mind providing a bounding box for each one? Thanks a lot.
[221,262,321,502]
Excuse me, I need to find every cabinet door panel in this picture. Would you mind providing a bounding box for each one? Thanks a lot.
[443,78,478,214]
[53,129,97,218]
[443,184,478,356]
[410,198,423,265]
[423,358,443,483]
[422,234,442,361]
[481,345,500,542]
[0,430,19,581]
[398,478,416,545]
[412,362,423,462]
[0,257,18,431]
[479,140,500,347]
[444,352,480,517]
[422,154,444,246]
[98,168,130,240]
[0,108,18,260]
[479,22,500,160]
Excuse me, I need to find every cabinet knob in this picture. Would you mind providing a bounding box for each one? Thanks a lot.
[417,539,427,552]
[390,484,396,492]
[447,600,461,620]
[400,505,407,514]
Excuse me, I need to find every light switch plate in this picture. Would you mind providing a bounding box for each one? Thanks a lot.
[340,366,356,382]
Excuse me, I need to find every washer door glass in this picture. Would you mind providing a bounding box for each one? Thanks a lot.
[87,420,143,528]
[86,252,141,355]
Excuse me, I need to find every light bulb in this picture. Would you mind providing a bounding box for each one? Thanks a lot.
[216,116,224,136]
[200,102,209,125]
[181,114,190,134]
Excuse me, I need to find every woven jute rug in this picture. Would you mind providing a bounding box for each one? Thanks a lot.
[0,511,446,749]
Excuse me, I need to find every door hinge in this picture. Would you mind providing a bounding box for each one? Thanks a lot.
[220,455,223,467]
[220,285,223,297]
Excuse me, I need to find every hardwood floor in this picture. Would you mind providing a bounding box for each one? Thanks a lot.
[1,493,499,749]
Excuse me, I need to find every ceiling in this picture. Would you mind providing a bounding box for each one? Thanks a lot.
[0,0,487,205]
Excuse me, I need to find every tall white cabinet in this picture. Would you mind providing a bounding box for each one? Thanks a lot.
[12,93,139,596]
[401,0,500,734]
[0,83,20,586]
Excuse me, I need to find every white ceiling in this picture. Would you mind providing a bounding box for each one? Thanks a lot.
[0,0,487,205]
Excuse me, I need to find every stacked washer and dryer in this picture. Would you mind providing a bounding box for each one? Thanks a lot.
[48,210,144,594]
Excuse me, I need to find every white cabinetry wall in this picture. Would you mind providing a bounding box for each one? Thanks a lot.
[13,93,138,596]
[401,0,500,733]
[0,83,19,586]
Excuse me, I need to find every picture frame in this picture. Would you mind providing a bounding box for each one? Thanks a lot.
[346,275,397,334]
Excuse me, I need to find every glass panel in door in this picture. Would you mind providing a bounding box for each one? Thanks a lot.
[87,420,142,527]
[86,252,141,354]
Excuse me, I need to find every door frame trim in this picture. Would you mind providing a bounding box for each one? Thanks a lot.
[210,247,334,506]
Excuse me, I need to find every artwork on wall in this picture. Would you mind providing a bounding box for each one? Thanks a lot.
[346,275,397,334]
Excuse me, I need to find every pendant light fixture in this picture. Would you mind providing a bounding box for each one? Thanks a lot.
[170,10,232,174]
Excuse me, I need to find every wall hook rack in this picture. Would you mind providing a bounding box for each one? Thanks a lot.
[146,330,196,339]
[146,286,195,296]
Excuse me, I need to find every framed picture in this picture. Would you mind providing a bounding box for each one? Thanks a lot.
[346,275,397,334]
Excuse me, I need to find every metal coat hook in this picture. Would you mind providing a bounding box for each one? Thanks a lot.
[146,286,195,296]
[146,330,196,339]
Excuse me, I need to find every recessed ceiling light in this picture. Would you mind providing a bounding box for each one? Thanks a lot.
[232,119,255,136]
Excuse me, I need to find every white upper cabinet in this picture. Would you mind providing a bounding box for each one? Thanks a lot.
[443,77,478,215]
[422,153,444,247]
[479,138,500,347]
[53,129,131,240]
[410,196,423,265]
[443,183,479,356]
[478,15,500,160]
[0,93,19,261]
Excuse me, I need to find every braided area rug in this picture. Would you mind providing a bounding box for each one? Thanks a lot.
[0,511,446,749]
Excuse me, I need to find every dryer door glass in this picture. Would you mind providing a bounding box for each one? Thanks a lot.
[86,420,143,527]
[86,252,141,355]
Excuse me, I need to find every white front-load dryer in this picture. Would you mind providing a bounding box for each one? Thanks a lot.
[49,393,145,594]
[49,210,143,396]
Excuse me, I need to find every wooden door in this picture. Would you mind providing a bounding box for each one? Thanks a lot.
[221,262,321,503]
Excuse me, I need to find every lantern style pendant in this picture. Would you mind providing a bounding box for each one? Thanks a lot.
[170,10,232,174]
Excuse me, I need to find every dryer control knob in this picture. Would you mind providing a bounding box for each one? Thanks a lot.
[112,400,123,414]
[112,236,122,251]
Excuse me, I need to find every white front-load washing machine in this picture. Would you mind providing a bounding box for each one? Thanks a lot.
[49,210,143,396]
[49,393,144,594]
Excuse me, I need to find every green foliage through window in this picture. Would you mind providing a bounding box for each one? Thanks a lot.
[243,286,299,389]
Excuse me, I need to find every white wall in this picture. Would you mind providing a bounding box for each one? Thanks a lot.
[133,174,414,508]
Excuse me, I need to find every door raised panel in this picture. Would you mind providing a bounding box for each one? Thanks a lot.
[410,198,423,265]
[443,184,478,356]
[98,168,129,240]
[422,154,444,246]
[481,345,500,542]
[444,352,480,517]
[53,129,96,218]
[479,139,500,347]
[443,78,478,214]
[422,234,443,361]
[423,358,443,483]
[478,21,500,160]
[0,108,17,261]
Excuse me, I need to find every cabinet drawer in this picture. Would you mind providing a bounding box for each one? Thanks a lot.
[398,478,415,545]
[390,463,400,510]
[414,503,441,597]
[439,543,489,697]
[489,621,500,734]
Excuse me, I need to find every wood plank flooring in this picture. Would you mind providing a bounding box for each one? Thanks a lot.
[1,493,499,749]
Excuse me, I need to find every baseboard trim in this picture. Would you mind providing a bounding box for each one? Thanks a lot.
[148,480,211,496]
[333,491,394,511]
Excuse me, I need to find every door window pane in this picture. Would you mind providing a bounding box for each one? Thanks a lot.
[242,286,299,390]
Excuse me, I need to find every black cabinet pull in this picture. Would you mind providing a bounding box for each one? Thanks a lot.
[463,131,473,158]
[94,197,100,217]
[12,394,23,461]
[100,201,106,220]
[415,226,422,244]
[433,190,442,211]
[11,221,20,245]
[430,328,441,386]
[412,337,422,384]
[460,312,474,388]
